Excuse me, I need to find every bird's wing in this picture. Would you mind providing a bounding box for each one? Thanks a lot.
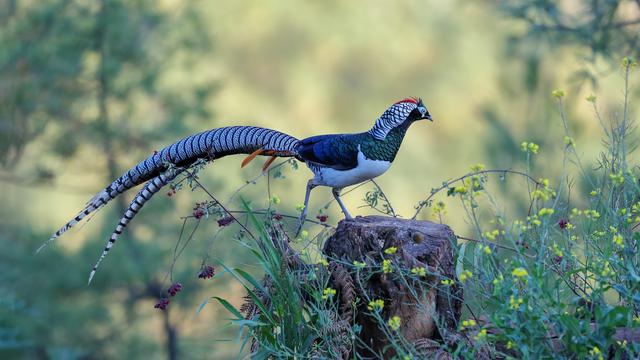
[297,134,360,170]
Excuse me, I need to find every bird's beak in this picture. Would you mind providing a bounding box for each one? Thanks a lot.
[425,114,433,122]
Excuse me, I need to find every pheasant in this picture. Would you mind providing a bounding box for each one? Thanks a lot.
[41,97,432,283]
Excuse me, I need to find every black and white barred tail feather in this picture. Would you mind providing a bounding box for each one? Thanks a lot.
[42,126,299,259]
[88,171,180,284]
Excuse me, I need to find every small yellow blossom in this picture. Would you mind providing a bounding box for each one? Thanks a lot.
[317,258,329,266]
[610,171,625,185]
[531,189,549,201]
[512,267,529,280]
[613,234,624,249]
[551,243,564,258]
[601,261,615,277]
[492,274,504,286]
[299,230,309,239]
[538,208,555,217]
[384,246,398,255]
[353,260,366,269]
[483,229,499,241]
[563,136,575,147]
[470,163,485,172]
[322,287,336,300]
[589,346,603,360]
[483,245,492,255]
[367,299,384,311]
[388,315,401,331]
[621,56,638,69]
[433,201,447,216]
[460,319,477,330]
[441,279,454,286]
[521,142,540,154]
[474,328,487,342]
[551,89,565,98]
[411,267,426,277]
[459,270,473,283]
[590,190,598,197]
[453,186,468,194]
[509,295,523,310]
[270,195,281,205]
[506,341,514,349]
[382,259,393,274]
[585,94,597,103]
[295,204,305,212]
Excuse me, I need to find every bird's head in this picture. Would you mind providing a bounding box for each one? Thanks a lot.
[368,97,432,140]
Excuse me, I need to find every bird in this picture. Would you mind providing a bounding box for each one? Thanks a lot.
[40,97,432,283]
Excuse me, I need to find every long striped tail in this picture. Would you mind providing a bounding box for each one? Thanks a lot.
[41,126,299,260]
[87,171,180,284]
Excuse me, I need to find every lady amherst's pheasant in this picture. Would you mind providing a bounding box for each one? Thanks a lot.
[41,97,432,283]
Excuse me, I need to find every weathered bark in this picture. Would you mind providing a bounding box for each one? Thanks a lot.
[323,215,462,358]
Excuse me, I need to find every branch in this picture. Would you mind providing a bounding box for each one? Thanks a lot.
[412,169,541,220]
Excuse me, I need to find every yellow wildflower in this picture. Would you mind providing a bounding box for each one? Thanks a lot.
[563,136,575,147]
[610,171,625,185]
[460,319,477,330]
[589,346,603,360]
[382,259,393,274]
[367,299,384,311]
[509,295,523,310]
[433,201,447,215]
[459,270,473,283]
[512,267,529,280]
[590,190,598,197]
[322,287,336,300]
[270,195,281,205]
[388,315,401,331]
[483,245,492,255]
[317,258,329,266]
[453,186,468,194]
[384,246,398,255]
[551,243,564,258]
[538,208,555,216]
[470,163,485,172]
[585,94,597,103]
[551,89,565,98]
[492,274,504,286]
[506,341,514,349]
[441,279,454,286]
[295,204,305,212]
[411,267,426,277]
[613,234,624,249]
[353,260,366,269]
[474,328,487,341]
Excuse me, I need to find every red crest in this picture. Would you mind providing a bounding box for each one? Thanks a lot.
[394,97,419,105]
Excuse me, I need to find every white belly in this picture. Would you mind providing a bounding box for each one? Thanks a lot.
[311,150,391,188]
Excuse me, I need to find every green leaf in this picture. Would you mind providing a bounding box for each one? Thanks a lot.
[213,296,244,320]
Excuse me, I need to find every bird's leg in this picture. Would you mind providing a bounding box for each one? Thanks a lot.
[295,179,316,236]
[332,187,353,220]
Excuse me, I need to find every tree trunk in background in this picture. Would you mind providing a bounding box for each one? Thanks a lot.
[323,216,463,359]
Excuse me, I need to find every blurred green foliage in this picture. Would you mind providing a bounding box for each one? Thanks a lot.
[0,0,639,358]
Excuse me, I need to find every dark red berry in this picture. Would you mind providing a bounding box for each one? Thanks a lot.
[273,213,283,221]
[167,282,182,297]
[316,214,328,223]
[154,298,170,310]
[193,209,205,219]
[217,216,234,227]
[558,218,568,229]
[198,265,215,279]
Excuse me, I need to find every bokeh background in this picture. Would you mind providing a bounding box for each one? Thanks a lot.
[1,0,639,358]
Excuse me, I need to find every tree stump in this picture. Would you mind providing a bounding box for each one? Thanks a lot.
[323,215,462,358]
